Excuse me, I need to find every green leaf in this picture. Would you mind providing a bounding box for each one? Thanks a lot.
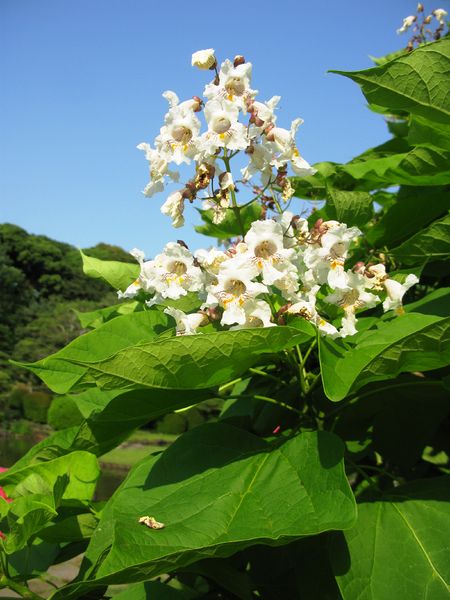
[369,48,409,66]
[330,476,450,599]
[333,378,450,468]
[408,115,450,151]
[366,186,449,248]
[49,424,356,598]
[80,250,139,292]
[112,581,197,600]
[390,213,450,266]
[0,451,99,501]
[195,203,262,239]
[331,38,450,125]
[15,310,173,393]
[338,139,450,188]
[325,188,373,228]
[319,313,450,401]
[41,323,315,394]
[405,287,450,317]
[291,162,338,200]
[38,513,99,543]
[75,301,140,329]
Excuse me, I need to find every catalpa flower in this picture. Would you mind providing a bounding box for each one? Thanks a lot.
[397,15,417,34]
[137,143,180,197]
[205,264,268,326]
[155,93,201,165]
[383,274,419,314]
[204,58,256,111]
[229,299,275,330]
[146,242,204,304]
[201,100,248,155]
[164,307,208,335]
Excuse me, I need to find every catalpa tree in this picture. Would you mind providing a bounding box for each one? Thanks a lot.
[1,6,449,599]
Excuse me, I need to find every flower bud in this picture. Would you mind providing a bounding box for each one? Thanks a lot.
[192,96,204,112]
[176,239,189,249]
[233,55,246,67]
[424,14,432,23]
[417,3,424,12]
[191,49,217,70]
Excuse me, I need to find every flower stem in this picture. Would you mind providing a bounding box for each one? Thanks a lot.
[222,153,245,237]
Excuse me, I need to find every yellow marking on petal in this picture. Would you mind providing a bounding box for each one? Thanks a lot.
[293,148,300,157]
[133,280,140,286]
[219,133,225,140]
[227,94,234,101]
[395,306,405,316]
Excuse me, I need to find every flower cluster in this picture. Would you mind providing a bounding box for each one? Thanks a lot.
[119,214,418,338]
[397,4,448,46]
[138,49,317,228]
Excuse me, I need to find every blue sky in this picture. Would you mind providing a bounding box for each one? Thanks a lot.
[0,0,439,256]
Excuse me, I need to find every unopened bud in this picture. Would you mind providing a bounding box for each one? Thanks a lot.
[176,240,189,249]
[192,96,204,112]
[233,55,246,67]
[213,75,220,86]
[205,306,221,321]
[417,3,424,12]
[424,14,432,23]
[191,49,217,70]
[245,145,255,154]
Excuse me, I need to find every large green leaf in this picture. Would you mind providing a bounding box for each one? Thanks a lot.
[390,213,450,266]
[333,377,450,468]
[0,451,99,500]
[319,313,450,401]
[75,301,140,329]
[330,476,450,599]
[408,115,450,151]
[339,141,450,188]
[2,388,212,471]
[331,38,450,125]
[195,202,262,239]
[2,477,67,554]
[15,310,173,393]
[22,323,314,394]
[325,188,373,228]
[49,424,356,599]
[366,186,449,248]
[80,250,139,291]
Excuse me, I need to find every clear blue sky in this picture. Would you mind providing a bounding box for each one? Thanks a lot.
[1,0,442,256]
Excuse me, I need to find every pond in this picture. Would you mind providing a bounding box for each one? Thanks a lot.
[0,432,127,501]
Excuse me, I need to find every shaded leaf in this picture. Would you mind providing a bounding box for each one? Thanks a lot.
[330,476,450,599]
[195,203,262,239]
[326,188,373,228]
[390,213,450,266]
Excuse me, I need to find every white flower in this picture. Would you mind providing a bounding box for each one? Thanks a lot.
[156,97,202,165]
[118,249,157,299]
[325,271,380,332]
[192,49,216,70]
[267,118,317,177]
[275,211,309,248]
[146,242,204,303]
[397,15,416,34]
[383,274,419,313]
[201,100,249,155]
[232,219,298,294]
[248,96,281,133]
[205,264,268,326]
[204,59,257,111]
[433,8,447,24]
[195,247,230,279]
[241,141,274,184]
[363,263,388,290]
[164,307,207,335]
[161,191,185,228]
[229,299,275,330]
[137,144,180,197]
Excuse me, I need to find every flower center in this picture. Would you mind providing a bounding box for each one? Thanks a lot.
[254,239,277,259]
[224,278,246,296]
[171,125,192,144]
[340,289,360,309]
[212,115,232,134]
[225,77,245,96]
[168,261,188,276]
